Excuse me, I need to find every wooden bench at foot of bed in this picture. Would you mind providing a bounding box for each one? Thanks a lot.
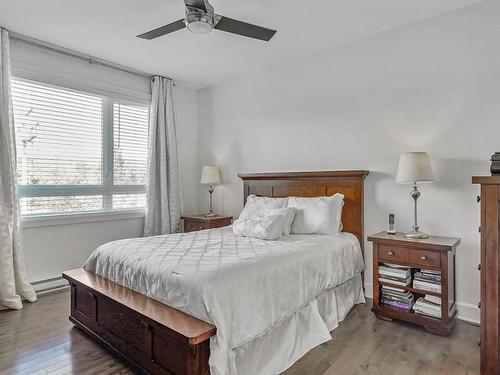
[62,268,216,375]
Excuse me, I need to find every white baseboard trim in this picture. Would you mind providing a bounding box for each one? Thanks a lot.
[364,281,480,325]
[364,282,373,298]
[456,302,480,325]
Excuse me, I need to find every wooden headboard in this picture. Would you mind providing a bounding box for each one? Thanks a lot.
[238,170,369,256]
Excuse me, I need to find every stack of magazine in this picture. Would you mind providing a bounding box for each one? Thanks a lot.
[378,264,411,286]
[413,269,441,293]
[381,285,414,310]
[413,295,442,318]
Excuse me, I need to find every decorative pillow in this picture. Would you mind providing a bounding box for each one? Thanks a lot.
[268,207,296,235]
[286,194,344,235]
[238,195,286,221]
[232,213,287,240]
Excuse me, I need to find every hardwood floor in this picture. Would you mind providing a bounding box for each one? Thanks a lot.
[0,290,479,375]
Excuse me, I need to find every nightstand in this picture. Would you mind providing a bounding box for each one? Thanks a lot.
[368,231,460,336]
[181,215,233,233]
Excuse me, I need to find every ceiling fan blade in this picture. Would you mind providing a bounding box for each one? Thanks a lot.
[137,19,186,40]
[184,0,207,13]
[214,16,276,41]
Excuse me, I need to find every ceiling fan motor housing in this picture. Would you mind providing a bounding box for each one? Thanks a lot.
[184,5,215,34]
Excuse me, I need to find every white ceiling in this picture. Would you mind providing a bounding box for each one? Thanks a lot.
[0,0,483,88]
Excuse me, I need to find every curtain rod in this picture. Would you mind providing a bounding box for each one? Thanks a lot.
[9,31,173,82]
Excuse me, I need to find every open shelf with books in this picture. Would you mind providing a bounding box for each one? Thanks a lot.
[377,280,441,298]
[368,232,460,336]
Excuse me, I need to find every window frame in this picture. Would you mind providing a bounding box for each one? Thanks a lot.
[13,78,149,217]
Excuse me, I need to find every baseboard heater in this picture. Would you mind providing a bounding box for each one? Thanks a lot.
[32,276,69,294]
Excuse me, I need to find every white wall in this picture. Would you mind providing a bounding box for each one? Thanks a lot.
[10,40,199,285]
[197,0,500,323]
[22,215,145,283]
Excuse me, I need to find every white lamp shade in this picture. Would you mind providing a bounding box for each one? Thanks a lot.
[396,152,434,183]
[200,166,221,185]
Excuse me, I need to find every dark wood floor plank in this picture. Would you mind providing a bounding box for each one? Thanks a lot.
[0,289,479,375]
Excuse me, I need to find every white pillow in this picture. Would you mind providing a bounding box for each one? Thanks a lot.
[286,194,344,235]
[232,213,286,240]
[238,195,285,221]
[268,207,296,235]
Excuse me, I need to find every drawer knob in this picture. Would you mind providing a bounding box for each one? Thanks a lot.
[478,302,481,309]
[477,338,481,347]
[478,264,481,271]
[387,251,394,257]
[478,226,481,233]
[420,256,428,261]
[477,195,481,203]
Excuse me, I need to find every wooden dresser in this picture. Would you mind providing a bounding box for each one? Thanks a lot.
[368,232,460,336]
[473,176,500,375]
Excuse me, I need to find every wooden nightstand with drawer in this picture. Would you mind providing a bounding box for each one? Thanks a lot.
[368,231,460,336]
[181,215,233,233]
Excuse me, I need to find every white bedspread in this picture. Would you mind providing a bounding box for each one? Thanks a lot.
[84,227,364,375]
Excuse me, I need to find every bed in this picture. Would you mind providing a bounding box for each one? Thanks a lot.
[63,170,369,375]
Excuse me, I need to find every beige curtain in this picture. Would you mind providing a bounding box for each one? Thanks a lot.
[0,28,37,309]
[143,76,182,236]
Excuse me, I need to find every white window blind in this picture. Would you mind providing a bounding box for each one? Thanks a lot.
[114,102,149,185]
[11,78,150,216]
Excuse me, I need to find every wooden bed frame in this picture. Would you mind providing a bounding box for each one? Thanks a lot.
[63,170,368,375]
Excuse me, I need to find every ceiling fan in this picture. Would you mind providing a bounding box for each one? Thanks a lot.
[137,0,277,42]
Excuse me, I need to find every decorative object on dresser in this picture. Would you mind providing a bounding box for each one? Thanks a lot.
[368,231,460,336]
[490,152,500,174]
[472,175,500,375]
[200,165,221,217]
[396,152,434,239]
[181,214,232,233]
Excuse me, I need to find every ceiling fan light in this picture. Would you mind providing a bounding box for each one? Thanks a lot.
[185,11,213,34]
[186,20,212,34]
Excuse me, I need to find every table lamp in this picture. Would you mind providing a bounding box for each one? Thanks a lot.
[200,166,221,217]
[396,152,434,239]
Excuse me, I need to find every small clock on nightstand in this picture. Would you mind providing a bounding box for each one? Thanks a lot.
[181,215,233,233]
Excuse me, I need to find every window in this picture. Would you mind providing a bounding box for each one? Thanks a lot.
[11,78,149,216]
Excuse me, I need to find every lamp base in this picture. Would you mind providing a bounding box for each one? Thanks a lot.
[204,211,217,218]
[404,230,429,239]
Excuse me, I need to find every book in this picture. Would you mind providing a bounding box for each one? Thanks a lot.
[382,294,414,304]
[379,266,411,278]
[414,277,440,285]
[381,289,412,297]
[424,295,441,305]
[414,307,441,318]
[381,285,406,293]
[414,272,441,282]
[414,297,440,312]
[382,298,413,310]
[413,280,441,293]
[379,273,411,281]
[379,269,410,279]
[381,289,413,299]
[379,277,411,287]
[413,300,442,318]
[379,274,410,283]
[420,269,441,275]
[383,263,411,270]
